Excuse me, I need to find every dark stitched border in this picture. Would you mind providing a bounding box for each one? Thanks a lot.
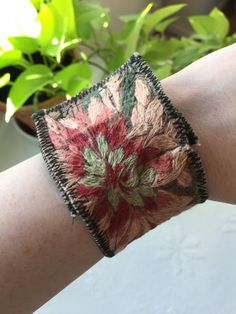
[32,53,208,257]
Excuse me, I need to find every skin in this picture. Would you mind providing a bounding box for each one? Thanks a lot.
[0,44,236,313]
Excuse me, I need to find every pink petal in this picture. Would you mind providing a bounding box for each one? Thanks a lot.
[45,116,69,149]
[70,106,92,132]
[134,78,151,108]
[150,147,188,187]
[130,102,145,126]
[88,97,114,124]
[105,73,122,111]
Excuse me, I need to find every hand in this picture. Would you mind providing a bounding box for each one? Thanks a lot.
[161,43,236,204]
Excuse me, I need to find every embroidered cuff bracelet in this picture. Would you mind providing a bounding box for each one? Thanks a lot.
[32,53,208,257]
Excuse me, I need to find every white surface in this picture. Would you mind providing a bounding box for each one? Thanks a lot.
[0,113,236,314]
[35,201,236,314]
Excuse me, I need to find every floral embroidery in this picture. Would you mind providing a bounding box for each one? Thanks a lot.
[33,53,207,256]
[45,82,195,253]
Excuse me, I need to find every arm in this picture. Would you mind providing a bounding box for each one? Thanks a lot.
[1,44,236,313]
[0,154,103,313]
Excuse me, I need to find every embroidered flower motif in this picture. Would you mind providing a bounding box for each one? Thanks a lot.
[42,69,198,254]
[32,53,208,258]
[46,94,193,253]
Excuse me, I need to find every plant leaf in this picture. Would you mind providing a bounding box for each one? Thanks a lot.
[173,42,201,70]
[188,8,229,41]
[39,1,79,57]
[189,16,217,37]
[38,3,59,56]
[106,47,125,71]
[0,73,10,88]
[30,0,43,10]
[67,78,91,96]
[58,38,81,58]
[8,36,39,54]
[155,64,172,79]
[55,63,92,94]
[0,50,30,69]
[73,2,108,25]
[114,21,137,42]
[51,0,77,39]
[119,14,139,22]
[6,65,54,121]
[140,38,181,63]
[124,3,153,59]
[155,16,178,33]
[144,3,186,34]
[209,7,229,40]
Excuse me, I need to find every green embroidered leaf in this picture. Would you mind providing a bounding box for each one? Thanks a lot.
[79,175,104,188]
[126,167,139,188]
[84,162,106,177]
[140,168,156,185]
[108,148,124,168]
[139,185,155,197]
[83,147,106,176]
[108,188,120,210]
[96,134,109,158]
[121,69,136,116]
[84,147,101,164]
[123,190,144,207]
[123,155,137,170]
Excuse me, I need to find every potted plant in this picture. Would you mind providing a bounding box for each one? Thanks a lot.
[0,0,109,136]
[0,0,235,138]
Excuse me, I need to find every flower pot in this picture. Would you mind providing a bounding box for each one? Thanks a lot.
[11,117,39,143]
[0,95,66,139]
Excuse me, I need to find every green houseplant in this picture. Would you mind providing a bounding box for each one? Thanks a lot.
[0,0,99,133]
[0,0,235,136]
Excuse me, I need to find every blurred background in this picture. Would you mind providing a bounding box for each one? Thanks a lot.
[0,1,236,313]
